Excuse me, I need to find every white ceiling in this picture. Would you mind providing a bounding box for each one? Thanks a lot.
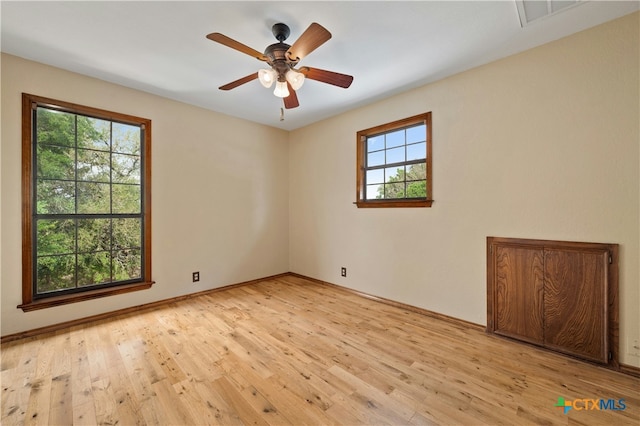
[1,1,638,131]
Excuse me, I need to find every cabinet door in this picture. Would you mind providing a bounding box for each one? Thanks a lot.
[543,249,608,363]
[494,245,544,344]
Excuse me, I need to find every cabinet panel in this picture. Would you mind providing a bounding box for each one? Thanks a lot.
[494,245,544,344]
[544,249,608,363]
[487,237,618,368]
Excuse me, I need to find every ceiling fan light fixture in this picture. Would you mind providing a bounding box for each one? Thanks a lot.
[286,69,305,90]
[258,68,276,88]
[273,80,290,98]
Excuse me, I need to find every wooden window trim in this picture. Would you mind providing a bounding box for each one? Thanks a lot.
[355,112,433,208]
[20,93,154,312]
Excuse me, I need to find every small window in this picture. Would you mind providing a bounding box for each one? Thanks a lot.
[356,113,432,208]
[20,93,153,311]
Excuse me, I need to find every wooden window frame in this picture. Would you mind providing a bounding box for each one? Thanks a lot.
[356,112,433,208]
[20,93,154,312]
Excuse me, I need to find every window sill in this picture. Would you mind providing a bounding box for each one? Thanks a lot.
[18,281,155,312]
[355,199,433,208]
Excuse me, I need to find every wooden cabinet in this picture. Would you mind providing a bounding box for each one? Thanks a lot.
[487,237,618,367]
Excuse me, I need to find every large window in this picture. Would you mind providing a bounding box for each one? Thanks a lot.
[20,93,153,311]
[356,112,432,208]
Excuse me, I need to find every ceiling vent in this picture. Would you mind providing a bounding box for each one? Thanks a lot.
[515,0,586,26]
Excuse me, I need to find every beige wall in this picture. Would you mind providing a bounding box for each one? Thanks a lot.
[289,13,640,367]
[1,54,290,336]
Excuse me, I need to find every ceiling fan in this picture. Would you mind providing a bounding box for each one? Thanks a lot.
[206,22,353,109]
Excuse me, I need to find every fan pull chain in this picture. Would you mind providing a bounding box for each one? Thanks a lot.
[280,107,285,121]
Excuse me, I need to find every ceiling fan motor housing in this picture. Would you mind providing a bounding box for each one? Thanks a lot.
[264,42,296,80]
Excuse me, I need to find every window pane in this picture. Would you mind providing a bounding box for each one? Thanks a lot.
[78,218,111,253]
[37,219,75,256]
[406,124,426,144]
[37,179,75,214]
[78,252,111,287]
[37,144,75,180]
[77,116,110,151]
[407,163,427,180]
[367,150,385,167]
[113,249,142,281]
[366,184,382,199]
[406,180,427,198]
[386,130,405,148]
[113,123,141,155]
[407,142,426,161]
[112,154,140,184]
[385,166,404,182]
[77,148,111,182]
[386,146,405,164]
[384,182,405,199]
[113,218,141,250]
[113,184,141,214]
[77,182,110,214]
[367,135,384,152]
[37,108,75,147]
[366,168,384,185]
[37,254,76,293]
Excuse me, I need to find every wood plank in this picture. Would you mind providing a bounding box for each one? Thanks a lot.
[544,249,608,363]
[494,244,545,344]
[210,376,270,426]
[22,375,52,425]
[48,373,73,425]
[173,378,244,425]
[150,378,196,425]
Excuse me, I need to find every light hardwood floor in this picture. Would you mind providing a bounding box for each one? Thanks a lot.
[2,274,639,425]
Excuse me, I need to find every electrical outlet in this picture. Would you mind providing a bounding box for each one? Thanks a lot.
[192,271,200,282]
[341,267,347,277]
[628,338,640,357]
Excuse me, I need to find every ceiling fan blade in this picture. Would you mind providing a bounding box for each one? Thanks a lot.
[206,33,268,61]
[286,23,331,62]
[300,67,353,88]
[283,82,299,109]
[219,72,259,90]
